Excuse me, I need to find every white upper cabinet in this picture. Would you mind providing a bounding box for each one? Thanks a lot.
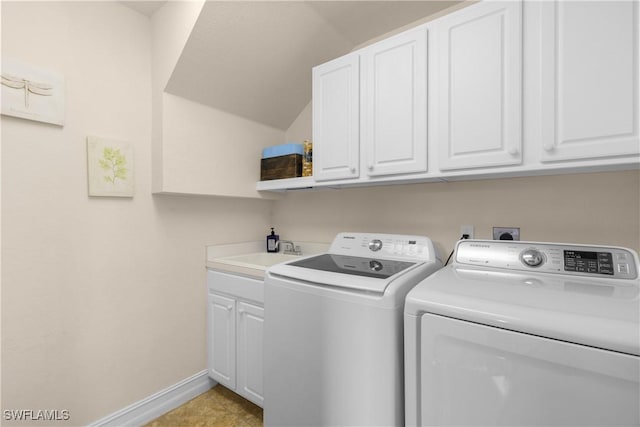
[538,1,639,162]
[312,25,429,182]
[362,26,429,176]
[260,0,639,192]
[436,1,523,171]
[312,54,360,181]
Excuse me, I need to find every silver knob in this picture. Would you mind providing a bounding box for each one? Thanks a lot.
[521,249,544,267]
[368,239,383,252]
[369,260,383,271]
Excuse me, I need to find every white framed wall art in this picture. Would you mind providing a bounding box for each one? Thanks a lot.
[1,57,65,126]
[87,136,134,197]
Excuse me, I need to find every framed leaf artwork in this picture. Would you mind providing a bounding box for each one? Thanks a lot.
[87,136,134,197]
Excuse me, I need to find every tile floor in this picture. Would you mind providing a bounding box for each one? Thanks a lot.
[144,385,263,427]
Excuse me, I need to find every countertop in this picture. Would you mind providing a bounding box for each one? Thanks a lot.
[206,240,329,279]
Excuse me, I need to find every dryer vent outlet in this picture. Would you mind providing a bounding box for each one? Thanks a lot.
[493,227,520,241]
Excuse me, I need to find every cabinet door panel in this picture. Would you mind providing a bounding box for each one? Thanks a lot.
[208,293,236,389]
[363,26,428,176]
[313,54,360,181]
[540,1,639,161]
[237,302,264,407]
[437,1,522,170]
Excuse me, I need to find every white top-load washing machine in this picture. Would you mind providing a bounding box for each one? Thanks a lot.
[405,239,640,427]
[264,232,442,427]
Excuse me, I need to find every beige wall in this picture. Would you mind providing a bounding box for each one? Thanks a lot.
[161,93,284,198]
[1,2,272,425]
[150,0,205,194]
[272,171,640,257]
[2,1,639,426]
[285,102,312,143]
[152,1,283,199]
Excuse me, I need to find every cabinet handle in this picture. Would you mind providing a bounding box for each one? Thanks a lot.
[238,309,245,314]
[367,164,374,170]
[543,143,555,152]
[508,147,519,156]
[350,167,356,173]
[225,305,233,311]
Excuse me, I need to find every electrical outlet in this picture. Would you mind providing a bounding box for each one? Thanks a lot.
[493,227,520,241]
[460,225,474,239]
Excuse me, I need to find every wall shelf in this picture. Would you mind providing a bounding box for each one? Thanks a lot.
[256,176,315,192]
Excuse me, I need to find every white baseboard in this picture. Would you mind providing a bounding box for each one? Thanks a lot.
[89,370,216,427]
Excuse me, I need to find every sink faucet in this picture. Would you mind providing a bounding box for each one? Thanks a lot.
[277,240,302,255]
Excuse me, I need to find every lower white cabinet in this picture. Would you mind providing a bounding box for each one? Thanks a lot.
[207,270,264,407]
[236,301,264,405]
[207,292,237,389]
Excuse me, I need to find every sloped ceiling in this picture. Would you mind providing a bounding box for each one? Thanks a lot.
[165,1,464,130]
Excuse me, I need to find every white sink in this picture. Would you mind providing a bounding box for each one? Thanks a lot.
[216,252,301,269]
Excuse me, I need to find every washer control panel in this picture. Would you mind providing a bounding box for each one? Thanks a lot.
[329,232,436,262]
[455,240,638,279]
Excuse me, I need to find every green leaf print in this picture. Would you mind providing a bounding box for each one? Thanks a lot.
[99,146,128,184]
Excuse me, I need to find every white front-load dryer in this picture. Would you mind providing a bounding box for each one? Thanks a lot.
[405,240,640,426]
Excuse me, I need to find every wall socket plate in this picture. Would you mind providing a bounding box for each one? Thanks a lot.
[493,227,520,240]
[460,225,474,239]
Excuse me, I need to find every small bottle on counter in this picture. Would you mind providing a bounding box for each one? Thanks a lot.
[302,140,313,177]
[267,227,280,252]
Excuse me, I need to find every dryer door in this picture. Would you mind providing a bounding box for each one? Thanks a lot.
[418,313,639,426]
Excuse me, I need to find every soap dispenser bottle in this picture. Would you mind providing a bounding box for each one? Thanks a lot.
[267,227,279,253]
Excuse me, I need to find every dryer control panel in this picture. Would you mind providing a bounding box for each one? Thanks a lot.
[455,240,639,279]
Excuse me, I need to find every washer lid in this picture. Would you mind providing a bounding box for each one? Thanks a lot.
[405,266,640,356]
[269,254,420,293]
[288,254,415,279]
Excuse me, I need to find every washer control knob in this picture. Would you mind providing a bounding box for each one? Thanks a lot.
[369,260,383,271]
[368,239,383,252]
[521,249,545,267]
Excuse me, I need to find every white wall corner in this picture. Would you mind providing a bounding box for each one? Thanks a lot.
[88,371,216,427]
[151,0,206,92]
[285,101,312,144]
[151,0,205,194]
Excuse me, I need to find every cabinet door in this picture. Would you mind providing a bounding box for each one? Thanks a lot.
[312,53,360,181]
[362,26,428,176]
[539,1,639,162]
[436,1,523,171]
[207,292,236,389]
[237,301,264,407]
